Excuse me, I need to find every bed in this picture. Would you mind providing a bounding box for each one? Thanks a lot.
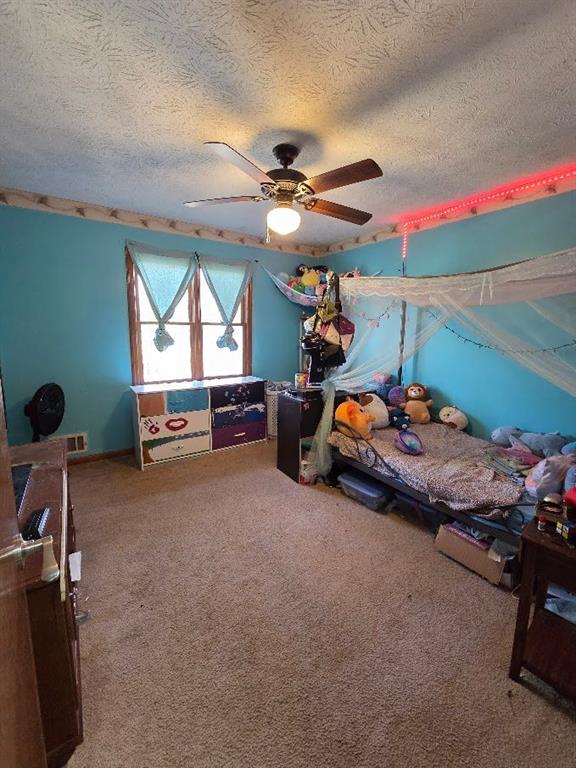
[328,422,534,546]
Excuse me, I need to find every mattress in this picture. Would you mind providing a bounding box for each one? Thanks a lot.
[328,422,523,511]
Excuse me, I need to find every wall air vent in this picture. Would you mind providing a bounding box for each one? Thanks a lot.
[49,432,88,455]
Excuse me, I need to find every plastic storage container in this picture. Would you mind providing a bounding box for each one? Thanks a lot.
[338,470,392,511]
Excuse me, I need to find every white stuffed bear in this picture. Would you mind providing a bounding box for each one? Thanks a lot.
[439,405,469,430]
[358,393,389,429]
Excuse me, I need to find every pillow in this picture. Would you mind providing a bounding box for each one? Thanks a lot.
[358,393,389,429]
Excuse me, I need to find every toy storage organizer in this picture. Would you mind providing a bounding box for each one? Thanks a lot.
[131,376,266,469]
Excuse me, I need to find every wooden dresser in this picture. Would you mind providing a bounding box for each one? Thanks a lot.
[10,440,82,768]
[131,376,266,469]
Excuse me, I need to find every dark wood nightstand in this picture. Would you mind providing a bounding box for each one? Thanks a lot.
[509,518,576,701]
[276,391,324,483]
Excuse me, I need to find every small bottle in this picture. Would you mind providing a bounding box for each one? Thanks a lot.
[537,515,547,532]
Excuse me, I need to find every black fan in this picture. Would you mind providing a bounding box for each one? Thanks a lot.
[184,142,383,227]
[24,383,65,442]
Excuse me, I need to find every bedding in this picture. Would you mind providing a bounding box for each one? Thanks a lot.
[328,422,523,511]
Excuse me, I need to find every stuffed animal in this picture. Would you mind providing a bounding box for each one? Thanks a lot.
[517,432,570,457]
[491,426,522,446]
[387,385,405,407]
[372,372,391,399]
[491,427,572,457]
[301,268,320,288]
[389,408,411,431]
[358,393,389,429]
[400,382,433,424]
[335,399,375,440]
[439,405,469,430]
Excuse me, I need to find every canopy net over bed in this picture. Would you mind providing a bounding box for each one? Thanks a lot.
[310,248,576,476]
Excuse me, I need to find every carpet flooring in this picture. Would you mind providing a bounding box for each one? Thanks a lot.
[68,442,575,768]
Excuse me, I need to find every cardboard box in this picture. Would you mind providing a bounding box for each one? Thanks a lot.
[434,523,506,586]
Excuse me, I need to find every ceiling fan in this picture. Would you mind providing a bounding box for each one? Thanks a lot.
[184,142,383,235]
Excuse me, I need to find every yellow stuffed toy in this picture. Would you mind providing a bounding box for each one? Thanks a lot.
[301,267,320,288]
[335,399,376,440]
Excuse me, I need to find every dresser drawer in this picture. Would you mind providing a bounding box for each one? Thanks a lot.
[166,388,209,414]
[144,432,211,463]
[210,380,265,409]
[140,410,210,441]
[211,422,266,450]
[138,392,167,418]
[211,402,265,429]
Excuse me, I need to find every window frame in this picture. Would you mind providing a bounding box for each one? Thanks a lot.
[126,250,252,385]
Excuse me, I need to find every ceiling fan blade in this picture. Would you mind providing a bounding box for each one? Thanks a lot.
[204,142,274,185]
[304,198,372,225]
[304,159,382,195]
[183,195,263,208]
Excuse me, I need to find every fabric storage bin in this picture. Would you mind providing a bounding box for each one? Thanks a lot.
[338,470,392,511]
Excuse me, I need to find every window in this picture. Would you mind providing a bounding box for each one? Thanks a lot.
[126,254,252,384]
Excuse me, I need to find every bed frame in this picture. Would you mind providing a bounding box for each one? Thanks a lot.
[330,422,529,548]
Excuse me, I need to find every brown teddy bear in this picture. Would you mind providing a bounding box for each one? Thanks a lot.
[400,382,433,424]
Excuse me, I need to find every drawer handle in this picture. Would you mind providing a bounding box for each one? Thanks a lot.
[234,432,246,437]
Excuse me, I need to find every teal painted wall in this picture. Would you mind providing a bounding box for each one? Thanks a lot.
[328,191,576,439]
[0,207,304,453]
[2,192,574,454]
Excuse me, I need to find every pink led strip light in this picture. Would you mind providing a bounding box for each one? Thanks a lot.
[398,164,576,229]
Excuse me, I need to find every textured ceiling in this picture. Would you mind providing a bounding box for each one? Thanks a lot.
[1,0,576,247]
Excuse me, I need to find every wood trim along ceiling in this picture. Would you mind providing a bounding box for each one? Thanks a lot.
[3,178,576,257]
[0,186,322,257]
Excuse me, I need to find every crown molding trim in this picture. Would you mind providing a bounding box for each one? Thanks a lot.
[325,172,576,254]
[2,175,576,260]
[0,186,329,258]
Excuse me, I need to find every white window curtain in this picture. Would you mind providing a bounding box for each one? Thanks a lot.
[199,256,254,351]
[127,241,197,351]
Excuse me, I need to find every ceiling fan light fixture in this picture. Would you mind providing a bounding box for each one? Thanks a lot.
[266,202,301,235]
